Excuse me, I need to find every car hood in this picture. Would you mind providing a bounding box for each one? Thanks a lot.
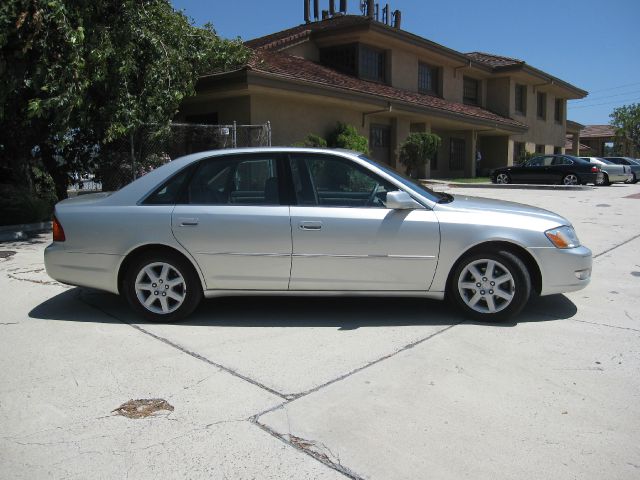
[434,195,570,226]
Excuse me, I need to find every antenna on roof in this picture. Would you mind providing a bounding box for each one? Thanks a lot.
[339,0,347,13]
[329,0,335,15]
[313,0,319,20]
[392,9,401,29]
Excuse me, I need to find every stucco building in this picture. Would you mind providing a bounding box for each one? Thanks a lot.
[177,2,587,177]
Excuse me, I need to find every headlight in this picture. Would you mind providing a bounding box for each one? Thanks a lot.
[545,226,581,249]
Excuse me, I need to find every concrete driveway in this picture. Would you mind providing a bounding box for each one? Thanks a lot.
[1,184,639,479]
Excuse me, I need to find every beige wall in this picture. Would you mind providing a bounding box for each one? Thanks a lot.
[486,77,510,117]
[177,96,251,125]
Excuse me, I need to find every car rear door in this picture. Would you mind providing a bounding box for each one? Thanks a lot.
[287,153,440,291]
[171,153,292,290]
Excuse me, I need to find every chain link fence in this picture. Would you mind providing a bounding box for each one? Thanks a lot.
[68,122,272,195]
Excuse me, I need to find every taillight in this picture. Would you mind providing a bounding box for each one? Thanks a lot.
[52,215,66,242]
[590,166,599,172]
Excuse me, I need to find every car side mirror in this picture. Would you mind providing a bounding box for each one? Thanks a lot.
[386,191,422,210]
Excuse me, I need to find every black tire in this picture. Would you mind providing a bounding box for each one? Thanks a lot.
[123,250,202,322]
[631,173,638,184]
[495,172,511,184]
[448,250,531,322]
[561,173,580,186]
[599,173,611,186]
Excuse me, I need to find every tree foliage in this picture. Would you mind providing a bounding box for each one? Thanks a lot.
[399,132,441,177]
[610,103,640,154]
[0,0,249,200]
[327,122,369,154]
[293,133,328,148]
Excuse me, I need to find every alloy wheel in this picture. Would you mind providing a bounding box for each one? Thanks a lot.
[134,262,187,314]
[457,258,515,314]
[496,173,510,184]
[562,174,579,186]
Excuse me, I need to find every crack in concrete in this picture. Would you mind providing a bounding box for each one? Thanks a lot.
[593,232,640,259]
[78,294,289,401]
[570,318,640,333]
[251,419,364,480]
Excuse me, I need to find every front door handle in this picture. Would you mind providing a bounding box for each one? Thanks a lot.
[178,217,199,226]
[299,221,322,231]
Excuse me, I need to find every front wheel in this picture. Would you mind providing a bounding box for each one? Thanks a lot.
[562,173,580,186]
[495,173,511,184]
[449,250,531,322]
[124,250,202,322]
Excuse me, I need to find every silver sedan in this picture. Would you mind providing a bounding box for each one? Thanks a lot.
[581,157,632,185]
[45,148,592,322]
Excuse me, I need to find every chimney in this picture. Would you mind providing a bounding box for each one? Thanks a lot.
[313,0,319,20]
[393,9,401,29]
[329,0,335,15]
[367,0,374,18]
[339,0,347,13]
[304,0,310,23]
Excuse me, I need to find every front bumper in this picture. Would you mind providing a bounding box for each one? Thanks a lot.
[527,245,592,296]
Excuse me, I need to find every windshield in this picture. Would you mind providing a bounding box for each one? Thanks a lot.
[358,154,446,203]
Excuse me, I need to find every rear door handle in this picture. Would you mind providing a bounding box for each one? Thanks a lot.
[299,221,322,231]
[178,217,199,226]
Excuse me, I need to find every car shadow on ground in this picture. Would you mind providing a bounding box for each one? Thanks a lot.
[29,288,578,329]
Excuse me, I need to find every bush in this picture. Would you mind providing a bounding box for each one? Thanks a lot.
[0,184,53,226]
[327,122,369,154]
[399,132,441,178]
[292,134,328,148]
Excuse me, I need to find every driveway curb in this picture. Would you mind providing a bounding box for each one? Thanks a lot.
[0,221,51,242]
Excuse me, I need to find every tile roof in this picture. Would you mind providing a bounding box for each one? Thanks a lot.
[465,52,524,68]
[246,51,527,130]
[564,136,593,151]
[580,124,616,138]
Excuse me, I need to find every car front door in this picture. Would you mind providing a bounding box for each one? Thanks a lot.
[287,153,440,291]
[519,156,552,183]
[171,153,292,290]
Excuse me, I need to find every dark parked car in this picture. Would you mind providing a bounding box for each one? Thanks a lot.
[604,157,640,183]
[491,154,602,186]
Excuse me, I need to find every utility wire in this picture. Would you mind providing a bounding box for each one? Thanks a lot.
[568,97,640,109]
[571,89,640,103]
[586,81,640,94]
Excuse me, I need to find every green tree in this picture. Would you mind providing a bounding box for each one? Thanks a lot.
[293,133,328,148]
[610,103,640,155]
[327,122,369,154]
[399,132,441,178]
[0,0,248,200]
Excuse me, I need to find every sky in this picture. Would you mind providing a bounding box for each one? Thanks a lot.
[171,0,640,126]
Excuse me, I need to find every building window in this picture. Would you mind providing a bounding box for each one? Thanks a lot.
[359,45,386,82]
[554,146,562,154]
[320,44,358,76]
[450,138,466,170]
[418,63,439,95]
[554,98,564,124]
[514,141,526,163]
[536,144,545,154]
[515,84,527,115]
[537,92,547,120]
[463,77,480,105]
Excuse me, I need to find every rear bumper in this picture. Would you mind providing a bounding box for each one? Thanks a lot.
[528,245,592,296]
[44,243,122,294]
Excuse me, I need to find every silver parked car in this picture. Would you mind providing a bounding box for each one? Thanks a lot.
[580,157,632,185]
[45,148,592,322]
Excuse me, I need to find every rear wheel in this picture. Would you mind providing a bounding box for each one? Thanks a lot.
[496,173,511,184]
[598,173,611,186]
[562,173,580,186]
[124,250,202,322]
[449,250,531,322]
[629,173,638,184]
